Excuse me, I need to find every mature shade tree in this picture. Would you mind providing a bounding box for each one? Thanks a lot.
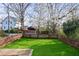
[3,3,30,35]
[46,3,79,36]
[7,4,10,33]
[30,4,46,37]
[27,3,79,37]
[3,3,79,37]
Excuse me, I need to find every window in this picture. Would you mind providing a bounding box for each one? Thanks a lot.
[10,21,12,24]
[4,26,5,29]
[6,21,7,24]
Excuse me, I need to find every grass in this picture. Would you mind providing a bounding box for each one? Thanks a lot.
[2,38,79,56]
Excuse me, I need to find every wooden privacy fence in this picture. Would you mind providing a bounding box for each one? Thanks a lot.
[0,34,22,47]
[23,30,37,37]
[23,30,57,38]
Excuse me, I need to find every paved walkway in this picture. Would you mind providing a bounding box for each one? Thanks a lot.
[0,49,33,56]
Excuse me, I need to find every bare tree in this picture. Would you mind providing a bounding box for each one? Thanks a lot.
[3,3,30,35]
[7,4,10,33]
[33,4,42,38]
[46,3,79,36]
[27,3,79,38]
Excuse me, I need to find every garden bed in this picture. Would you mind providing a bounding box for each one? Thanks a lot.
[0,34,22,47]
[0,37,2,39]
[58,35,79,48]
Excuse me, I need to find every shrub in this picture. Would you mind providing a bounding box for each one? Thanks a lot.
[63,19,79,38]
[4,28,22,33]
[0,30,6,37]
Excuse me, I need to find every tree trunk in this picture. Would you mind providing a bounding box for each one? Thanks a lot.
[20,17,24,37]
[37,29,39,38]
[36,21,40,38]
[52,23,58,37]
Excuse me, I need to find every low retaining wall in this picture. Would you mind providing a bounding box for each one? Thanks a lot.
[58,35,79,48]
[0,34,22,47]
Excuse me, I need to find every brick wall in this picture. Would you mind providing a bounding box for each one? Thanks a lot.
[0,34,22,47]
[58,35,79,48]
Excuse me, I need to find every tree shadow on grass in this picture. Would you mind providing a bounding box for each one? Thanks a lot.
[30,44,79,56]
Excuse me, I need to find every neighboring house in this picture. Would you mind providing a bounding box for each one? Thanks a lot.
[0,22,2,30]
[0,17,3,30]
[15,22,21,29]
[2,16,16,30]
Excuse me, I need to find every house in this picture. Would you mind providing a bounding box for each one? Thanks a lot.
[2,16,16,30]
[0,19,2,30]
[0,17,3,30]
[15,22,21,29]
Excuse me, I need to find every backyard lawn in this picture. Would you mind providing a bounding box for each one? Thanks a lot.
[2,38,79,56]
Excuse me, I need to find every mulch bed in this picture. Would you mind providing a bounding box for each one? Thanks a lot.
[0,34,22,47]
[58,35,79,48]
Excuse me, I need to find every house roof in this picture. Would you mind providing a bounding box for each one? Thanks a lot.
[27,26,36,30]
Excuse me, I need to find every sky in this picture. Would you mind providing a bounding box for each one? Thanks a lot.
[0,3,35,27]
[0,3,79,28]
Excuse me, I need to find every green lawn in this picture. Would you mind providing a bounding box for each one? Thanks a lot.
[2,38,79,56]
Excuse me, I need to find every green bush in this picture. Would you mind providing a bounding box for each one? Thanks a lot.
[0,30,6,37]
[63,19,79,38]
[4,28,22,33]
[57,29,66,36]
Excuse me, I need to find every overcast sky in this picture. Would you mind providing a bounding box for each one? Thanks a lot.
[0,3,79,27]
[0,3,35,27]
